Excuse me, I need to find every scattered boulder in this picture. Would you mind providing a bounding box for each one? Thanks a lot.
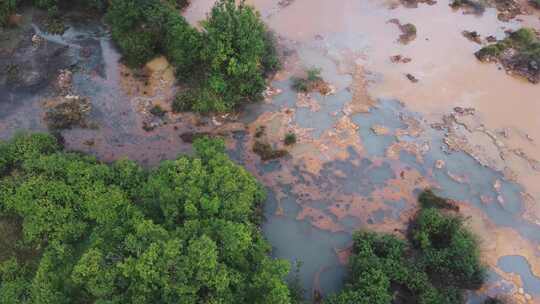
[371,125,391,136]
[406,73,419,83]
[435,159,446,169]
[390,54,412,63]
[278,0,295,7]
[399,0,437,8]
[453,106,475,116]
[56,69,72,93]
[486,35,497,43]
[462,30,482,44]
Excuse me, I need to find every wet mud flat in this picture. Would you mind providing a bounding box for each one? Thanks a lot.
[2,1,540,303]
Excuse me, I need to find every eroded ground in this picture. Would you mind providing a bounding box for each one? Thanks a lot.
[2,0,540,303]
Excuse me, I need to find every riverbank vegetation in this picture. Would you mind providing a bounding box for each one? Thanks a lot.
[325,190,486,304]
[0,133,294,303]
[2,0,280,113]
[476,28,540,83]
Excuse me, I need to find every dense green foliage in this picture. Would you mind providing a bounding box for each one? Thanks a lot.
[0,0,17,27]
[195,0,279,111]
[325,191,486,304]
[0,133,293,303]
[106,0,279,112]
[284,133,296,146]
[291,68,323,93]
[476,28,540,61]
[6,0,279,112]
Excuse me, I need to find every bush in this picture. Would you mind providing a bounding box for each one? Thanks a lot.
[149,104,166,117]
[198,0,279,111]
[105,0,279,112]
[161,11,202,77]
[325,190,487,304]
[291,68,323,93]
[106,0,164,67]
[0,133,294,303]
[284,132,296,145]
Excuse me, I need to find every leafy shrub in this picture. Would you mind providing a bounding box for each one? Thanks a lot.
[196,0,277,111]
[291,68,323,93]
[173,87,223,113]
[161,10,202,77]
[106,0,164,67]
[149,104,166,117]
[325,190,486,304]
[0,133,294,303]
[284,132,296,145]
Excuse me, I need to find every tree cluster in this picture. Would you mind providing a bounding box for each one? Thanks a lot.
[106,0,279,112]
[3,0,279,112]
[0,133,293,304]
[325,190,486,304]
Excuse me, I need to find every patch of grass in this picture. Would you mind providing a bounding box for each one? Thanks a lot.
[291,68,323,93]
[531,0,540,8]
[149,105,166,118]
[284,132,296,145]
[475,43,507,60]
[253,141,288,161]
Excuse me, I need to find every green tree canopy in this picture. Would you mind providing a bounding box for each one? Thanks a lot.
[0,133,292,304]
[325,191,486,304]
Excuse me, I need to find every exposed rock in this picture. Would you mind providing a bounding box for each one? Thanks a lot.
[278,0,295,7]
[486,35,497,42]
[453,106,476,116]
[406,73,419,83]
[371,125,391,136]
[390,54,412,63]
[263,86,282,101]
[56,69,72,93]
[435,159,446,169]
[399,0,437,8]
[462,30,482,44]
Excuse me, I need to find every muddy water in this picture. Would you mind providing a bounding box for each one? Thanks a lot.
[2,1,540,303]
